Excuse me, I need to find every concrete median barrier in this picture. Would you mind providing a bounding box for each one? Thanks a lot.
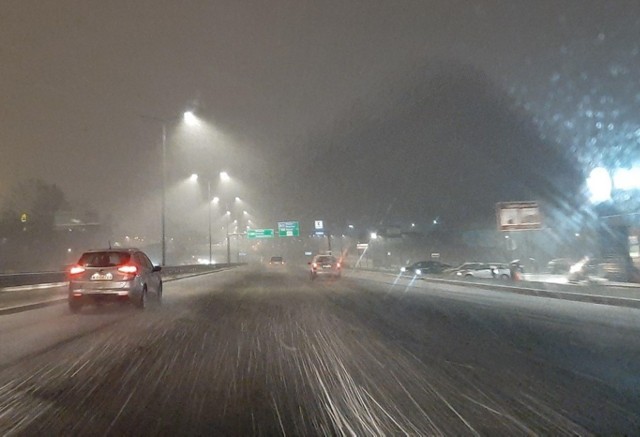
[352,268,640,309]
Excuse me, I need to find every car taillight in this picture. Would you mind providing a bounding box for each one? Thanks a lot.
[312,262,318,268]
[118,265,138,274]
[336,262,341,268]
[69,265,85,275]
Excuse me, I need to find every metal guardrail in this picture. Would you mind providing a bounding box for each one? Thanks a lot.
[0,272,66,288]
[353,269,640,310]
[161,264,238,276]
[0,264,239,289]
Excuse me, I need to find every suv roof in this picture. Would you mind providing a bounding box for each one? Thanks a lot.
[83,248,142,253]
[314,255,337,261]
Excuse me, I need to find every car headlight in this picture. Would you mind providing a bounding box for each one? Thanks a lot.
[415,269,422,275]
[400,267,406,272]
[456,271,462,276]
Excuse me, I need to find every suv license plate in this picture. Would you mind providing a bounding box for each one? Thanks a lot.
[91,273,113,280]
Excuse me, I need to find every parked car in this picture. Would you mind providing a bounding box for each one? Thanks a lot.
[67,248,162,312]
[446,262,483,275]
[547,258,573,274]
[400,260,450,276]
[568,256,629,283]
[453,262,511,279]
[309,254,341,279]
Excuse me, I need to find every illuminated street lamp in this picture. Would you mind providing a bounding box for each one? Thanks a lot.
[211,172,252,264]
[145,110,199,266]
[183,110,199,126]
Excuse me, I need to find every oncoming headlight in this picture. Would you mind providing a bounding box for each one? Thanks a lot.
[415,269,422,275]
[400,267,406,272]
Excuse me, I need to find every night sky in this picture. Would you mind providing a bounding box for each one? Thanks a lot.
[2,1,639,237]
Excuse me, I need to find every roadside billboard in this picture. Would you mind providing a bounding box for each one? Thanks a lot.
[496,201,542,231]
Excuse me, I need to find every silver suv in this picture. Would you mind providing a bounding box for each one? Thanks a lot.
[67,248,162,312]
[309,254,341,279]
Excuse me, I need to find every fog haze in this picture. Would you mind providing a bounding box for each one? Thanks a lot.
[2,0,638,240]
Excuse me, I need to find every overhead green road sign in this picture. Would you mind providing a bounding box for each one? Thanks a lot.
[247,229,274,239]
[278,221,299,237]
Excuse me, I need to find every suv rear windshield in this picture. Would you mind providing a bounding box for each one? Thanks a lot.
[270,257,283,262]
[78,252,131,267]
[315,256,337,264]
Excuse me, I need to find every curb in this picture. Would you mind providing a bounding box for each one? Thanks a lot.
[424,277,640,309]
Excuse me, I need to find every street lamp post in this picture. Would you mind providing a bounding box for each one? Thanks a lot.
[207,179,213,265]
[223,202,245,265]
[144,110,196,266]
[218,172,233,265]
[161,123,167,266]
[212,196,233,265]
[236,221,241,264]
[212,172,248,265]
[190,174,215,265]
[226,209,231,265]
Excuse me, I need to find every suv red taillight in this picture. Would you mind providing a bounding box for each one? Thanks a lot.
[69,265,86,275]
[117,265,138,274]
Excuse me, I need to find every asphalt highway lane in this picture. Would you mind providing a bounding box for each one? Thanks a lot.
[1,266,639,435]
